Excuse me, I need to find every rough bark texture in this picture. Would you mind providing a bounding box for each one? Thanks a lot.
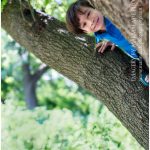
[2,0,149,149]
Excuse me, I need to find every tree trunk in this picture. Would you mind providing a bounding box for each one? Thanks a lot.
[23,63,38,109]
[2,0,149,149]
[22,62,49,109]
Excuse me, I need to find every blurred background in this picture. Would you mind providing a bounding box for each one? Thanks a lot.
[1,0,144,149]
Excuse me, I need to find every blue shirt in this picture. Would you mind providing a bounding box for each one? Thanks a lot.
[94,17,139,60]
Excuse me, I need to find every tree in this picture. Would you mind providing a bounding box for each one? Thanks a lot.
[1,34,49,109]
[21,52,49,109]
[2,0,149,149]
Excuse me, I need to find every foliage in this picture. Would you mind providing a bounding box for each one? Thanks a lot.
[2,100,144,150]
[30,0,76,22]
[1,30,44,102]
[1,0,8,12]
[37,71,98,116]
[1,30,24,101]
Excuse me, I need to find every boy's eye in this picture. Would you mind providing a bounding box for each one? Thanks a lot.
[87,11,90,17]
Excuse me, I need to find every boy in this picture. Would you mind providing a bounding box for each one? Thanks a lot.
[66,0,149,86]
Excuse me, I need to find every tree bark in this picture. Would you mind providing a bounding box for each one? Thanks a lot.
[2,0,149,149]
[22,63,38,109]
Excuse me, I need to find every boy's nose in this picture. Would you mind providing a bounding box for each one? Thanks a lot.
[86,19,94,30]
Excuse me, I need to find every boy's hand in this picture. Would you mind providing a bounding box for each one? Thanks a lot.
[96,41,115,53]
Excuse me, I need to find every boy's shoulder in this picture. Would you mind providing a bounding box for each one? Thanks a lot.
[94,30,102,36]
[94,30,104,44]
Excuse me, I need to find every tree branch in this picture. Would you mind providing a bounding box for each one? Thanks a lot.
[32,64,49,83]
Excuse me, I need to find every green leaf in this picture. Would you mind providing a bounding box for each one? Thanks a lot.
[1,0,8,12]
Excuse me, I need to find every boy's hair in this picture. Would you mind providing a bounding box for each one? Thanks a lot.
[66,0,94,34]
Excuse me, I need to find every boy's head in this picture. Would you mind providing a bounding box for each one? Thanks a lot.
[66,0,104,34]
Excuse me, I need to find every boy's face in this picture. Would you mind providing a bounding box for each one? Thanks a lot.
[76,6,104,33]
